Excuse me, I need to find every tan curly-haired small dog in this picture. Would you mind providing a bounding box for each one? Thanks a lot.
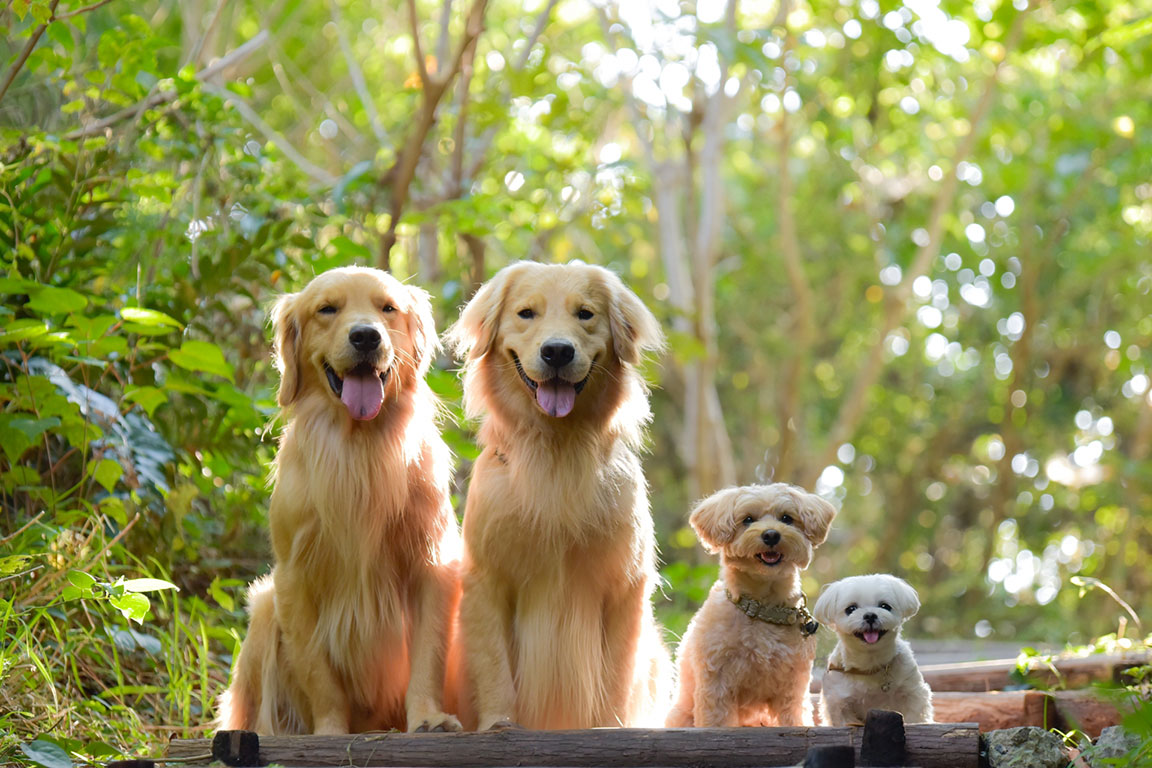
[666,483,836,727]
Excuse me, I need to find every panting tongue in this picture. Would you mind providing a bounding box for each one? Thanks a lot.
[536,379,577,417]
[863,629,881,644]
[341,370,384,421]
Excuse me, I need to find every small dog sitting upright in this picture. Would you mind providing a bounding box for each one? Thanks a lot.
[666,483,837,727]
[814,574,934,726]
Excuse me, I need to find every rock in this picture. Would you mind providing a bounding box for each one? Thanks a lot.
[1083,725,1142,767]
[983,726,1070,768]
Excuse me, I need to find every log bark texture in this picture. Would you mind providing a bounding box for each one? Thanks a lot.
[169,725,978,768]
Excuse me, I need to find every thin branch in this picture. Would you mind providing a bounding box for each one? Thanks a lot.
[202,82,337,185]
[0,0,62,107]
[515,0,559,70]
[64,30,269,140]
[379,0,490,267]
[407,0,432,86]
[184,0,229,67]
[435,0,455,66]
[808,5,1032,483]
[55,0,114,21]
[331,0,387,145]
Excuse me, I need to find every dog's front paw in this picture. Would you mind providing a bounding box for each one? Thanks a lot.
[409,712,463,733]
[478,716,523,731]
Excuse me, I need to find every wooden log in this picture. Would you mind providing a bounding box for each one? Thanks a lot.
[860,710,905,766]
[932,690,1056,731]
[213,730,261,766]
[917,652,1148,693]
[1051,690,1124,739]
[168,725,979,768]
[804,745,855,767]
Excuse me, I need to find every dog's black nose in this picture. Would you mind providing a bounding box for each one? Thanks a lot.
[761,530,781,547]
[540,340,575,368]
[863,612,878,624]
[349,325,381,352]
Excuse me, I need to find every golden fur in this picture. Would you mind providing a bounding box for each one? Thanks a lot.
[219,266,461,735]
[666,483,836,727]
[446,261,671,730]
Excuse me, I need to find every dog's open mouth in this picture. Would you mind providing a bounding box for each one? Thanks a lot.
[325,362,391,421]
[511,352,590,418]
[854,628,888,645]
[755,551,783,567]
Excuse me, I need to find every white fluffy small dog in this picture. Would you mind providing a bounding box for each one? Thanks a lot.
[814,574,934,726]
[666,484,837,727]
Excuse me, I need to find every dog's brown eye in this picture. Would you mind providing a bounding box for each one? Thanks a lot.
[780,514,794,525]
[845,605,858,615]
[382,304,396,313]
[741,515,755,526]
[879,602,892,611]
[518,308,535,319]
[318,305,338,315]
[577,308,594,320]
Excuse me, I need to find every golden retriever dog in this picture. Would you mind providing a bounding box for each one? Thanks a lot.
[666,484,836,727]
[446,260,671,731]
[218,266,462,735]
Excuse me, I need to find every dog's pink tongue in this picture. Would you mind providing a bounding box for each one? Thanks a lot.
[536,379,576,417]
[341,371,384,421]
[863,629,881,644]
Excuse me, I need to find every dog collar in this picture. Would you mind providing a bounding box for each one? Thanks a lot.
[826,661,894,692]
[724,589,819,637]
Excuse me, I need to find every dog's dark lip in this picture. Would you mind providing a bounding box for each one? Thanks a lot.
[510,352,592,394]
[324,362,391,397]
[854,628,889,641]
[756,551,783,567]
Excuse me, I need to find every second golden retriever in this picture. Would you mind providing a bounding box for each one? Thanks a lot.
[447,260,671,730]
[219,266,461,734]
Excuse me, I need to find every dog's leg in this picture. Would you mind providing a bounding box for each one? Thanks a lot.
[665,657,696,727]
[461,571,518,730]
[773,672,815,727]
[406,559,463,732]
[274,566,352,735]
[601,581,646,726]
[693,669,740,727]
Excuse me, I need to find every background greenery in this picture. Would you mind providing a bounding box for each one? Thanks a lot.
[2,0,1150,762]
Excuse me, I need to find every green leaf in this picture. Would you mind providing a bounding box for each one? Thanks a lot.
[67,570,96,589]
[1,318,50,344]
[0,555,33,576]
[6,416,60,441]
[109,592,150,623]
[26,285,88,315]
[168,340,234,381]
[21,740,73,768]
[124,386,167,416]
[120,577,178,593]
[89,458,122,492]
[327,235,372,262]
[209,577,234,611]
[120,306,182,329]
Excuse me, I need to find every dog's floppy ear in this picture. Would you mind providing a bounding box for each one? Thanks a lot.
[796,489,838,546]
[605,270,665,366]
[888,576,921,619]
[406,284,438,376]
[689,486,743,554]
[812,581,842,626]
[270,292,302,407]
[445,267,512,361]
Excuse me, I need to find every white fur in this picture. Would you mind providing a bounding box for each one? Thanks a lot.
[813,574,933,726]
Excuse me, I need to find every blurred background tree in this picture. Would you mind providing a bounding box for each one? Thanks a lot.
[2,0,1150,759]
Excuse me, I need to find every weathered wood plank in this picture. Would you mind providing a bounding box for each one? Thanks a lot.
[932,690,1056,731]
[168,725,979,768]
[918,652,1148,693]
